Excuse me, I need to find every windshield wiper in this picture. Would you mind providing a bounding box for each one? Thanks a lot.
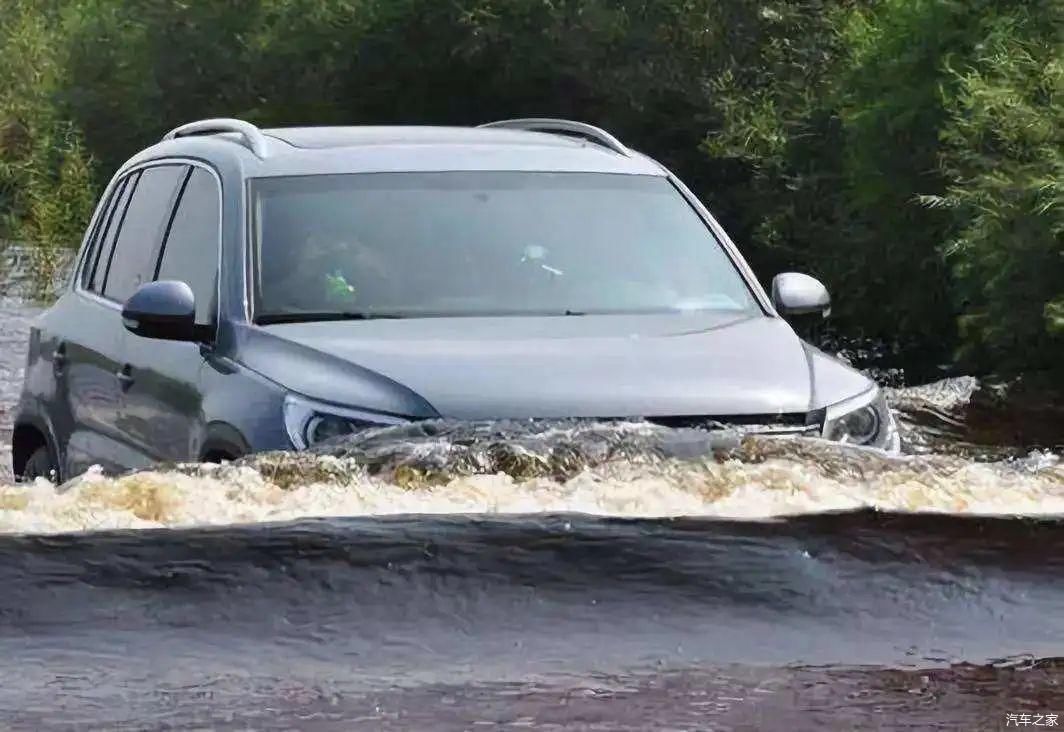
[255,311,406,325]
[256,309,600,324]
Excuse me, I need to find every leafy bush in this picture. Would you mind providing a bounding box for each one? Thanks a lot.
[707,0,1062,378]
[0,0,96,252]
[930,7,1063,377]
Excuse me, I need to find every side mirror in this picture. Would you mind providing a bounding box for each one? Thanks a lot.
[771,272,831,318]
[122,280,197,341]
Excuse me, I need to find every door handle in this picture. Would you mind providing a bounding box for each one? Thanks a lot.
[116,364,135,391]
[52,343,68,375]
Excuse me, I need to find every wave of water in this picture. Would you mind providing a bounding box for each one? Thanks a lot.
[2,420,1060,535]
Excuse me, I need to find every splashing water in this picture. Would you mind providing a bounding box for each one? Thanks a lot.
[1,422,1059,535]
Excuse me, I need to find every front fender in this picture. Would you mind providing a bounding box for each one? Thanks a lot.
[198,351,291,455]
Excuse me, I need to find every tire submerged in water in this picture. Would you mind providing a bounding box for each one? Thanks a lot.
[19,446,56,483]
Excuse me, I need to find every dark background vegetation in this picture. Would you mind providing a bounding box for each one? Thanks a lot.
[1,0,1060,382]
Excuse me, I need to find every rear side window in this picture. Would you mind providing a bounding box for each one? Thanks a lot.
[85,173,138,292]
[102,165,188,303]
[78,176,121,289]
[155,167,221,325]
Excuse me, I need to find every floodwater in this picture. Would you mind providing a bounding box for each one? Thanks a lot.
[1,299,1062,730]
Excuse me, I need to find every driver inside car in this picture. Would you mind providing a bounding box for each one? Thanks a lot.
[267,231,395,312]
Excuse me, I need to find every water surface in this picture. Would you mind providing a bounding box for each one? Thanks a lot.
[1,300,1061,730]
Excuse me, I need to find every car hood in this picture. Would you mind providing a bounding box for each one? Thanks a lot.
[251,312,872,420]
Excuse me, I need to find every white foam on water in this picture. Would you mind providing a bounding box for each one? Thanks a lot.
[0,445,1060,535]
[885,376,981,411]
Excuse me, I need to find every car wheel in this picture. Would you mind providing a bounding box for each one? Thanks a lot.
[20,446,58,483]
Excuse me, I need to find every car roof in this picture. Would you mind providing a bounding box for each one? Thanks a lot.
[129,119,668,178]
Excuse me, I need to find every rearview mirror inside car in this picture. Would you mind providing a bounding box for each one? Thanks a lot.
[771,272,831,318]
[121,280,197,341]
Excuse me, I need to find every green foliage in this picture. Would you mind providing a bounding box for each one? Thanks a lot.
[707,0,982,368]
[932,7,1063,375]
[0,0,97,250]
[708,0,1062,378]
[0,0,1059,377]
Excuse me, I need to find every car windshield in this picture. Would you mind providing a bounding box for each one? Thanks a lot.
[251,171,759,321]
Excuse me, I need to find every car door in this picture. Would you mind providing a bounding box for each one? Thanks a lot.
[81,163,189,472]
[119,165,222,465]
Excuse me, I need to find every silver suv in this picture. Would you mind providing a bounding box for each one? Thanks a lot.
[12,117,898,482]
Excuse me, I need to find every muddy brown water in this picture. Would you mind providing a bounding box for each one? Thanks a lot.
[1,300,1062,730]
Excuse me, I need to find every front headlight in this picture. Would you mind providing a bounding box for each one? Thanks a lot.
[822,387,898,450]
[283,393,410,449]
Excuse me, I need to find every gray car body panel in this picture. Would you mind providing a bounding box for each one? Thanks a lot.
[256,313,866,419]
[13,123,881,480]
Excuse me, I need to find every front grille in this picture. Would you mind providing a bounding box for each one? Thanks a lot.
[646,413,822,437]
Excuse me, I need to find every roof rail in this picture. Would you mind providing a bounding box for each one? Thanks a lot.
[162,118,269,158]
[478,118,630,157]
